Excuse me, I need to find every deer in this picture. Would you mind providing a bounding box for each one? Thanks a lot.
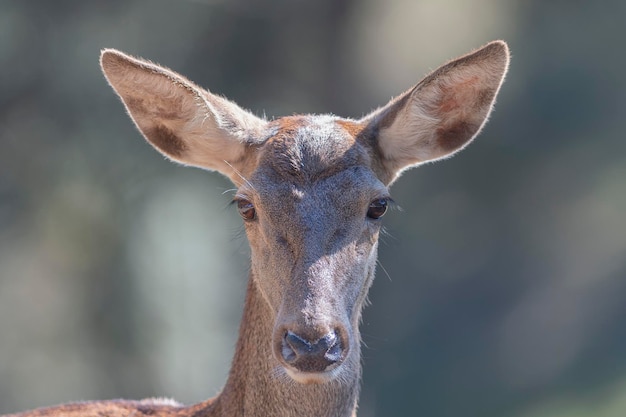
[4,40,509,417]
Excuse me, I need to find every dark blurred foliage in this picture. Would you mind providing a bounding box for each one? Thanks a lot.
[1,1,625,416]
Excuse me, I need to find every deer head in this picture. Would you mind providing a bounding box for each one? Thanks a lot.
[100,41,509,389]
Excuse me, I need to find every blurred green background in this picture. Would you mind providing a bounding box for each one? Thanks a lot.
[1,0,625,416]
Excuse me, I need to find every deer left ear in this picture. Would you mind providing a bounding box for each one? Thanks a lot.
[364,41,510,184]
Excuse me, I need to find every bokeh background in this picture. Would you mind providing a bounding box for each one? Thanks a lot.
[1,0,625,415]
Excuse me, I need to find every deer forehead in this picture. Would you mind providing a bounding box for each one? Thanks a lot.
[257,115,373,184]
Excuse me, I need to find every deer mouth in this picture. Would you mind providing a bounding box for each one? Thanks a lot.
[281,362,346,385]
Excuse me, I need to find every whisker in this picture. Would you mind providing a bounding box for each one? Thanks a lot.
[223,160,255,192]
[376,259,392,282]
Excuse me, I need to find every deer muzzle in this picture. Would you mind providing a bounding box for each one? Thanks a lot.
[273,320,351,382]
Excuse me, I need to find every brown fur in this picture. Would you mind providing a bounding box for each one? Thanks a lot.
[436,120,481,152]
[3,399,184,417]
[147,124,188,157]
[264,116,308,180]
[4,41,509,417]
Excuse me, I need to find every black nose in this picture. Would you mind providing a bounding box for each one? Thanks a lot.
[281,330,344,373]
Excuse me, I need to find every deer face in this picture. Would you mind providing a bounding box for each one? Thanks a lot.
[233,116,386,382]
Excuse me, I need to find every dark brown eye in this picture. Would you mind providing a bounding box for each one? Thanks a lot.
[367,198,388,220]
[237,199,256,221]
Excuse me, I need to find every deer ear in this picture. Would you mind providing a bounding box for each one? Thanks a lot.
[100,49,266,182]
[364,41,510,184]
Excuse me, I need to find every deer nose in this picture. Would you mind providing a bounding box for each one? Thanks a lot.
[281,330,344,373]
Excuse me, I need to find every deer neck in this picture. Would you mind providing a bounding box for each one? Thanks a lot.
[193,273,360,417]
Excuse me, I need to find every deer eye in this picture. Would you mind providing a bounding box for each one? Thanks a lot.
[237,199,256,221]
[367,198,388,220]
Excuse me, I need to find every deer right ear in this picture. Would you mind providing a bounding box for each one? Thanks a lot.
[363,41,510,185]
[100,49,267,183]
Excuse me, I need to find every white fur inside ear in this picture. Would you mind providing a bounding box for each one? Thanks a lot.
[368,41,510,181]
[376,96,441,164]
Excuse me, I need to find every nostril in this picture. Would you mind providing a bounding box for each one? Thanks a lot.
[281,342,297,363]
[324,336,342,363]
[283,331,312,362]
[318,331,337,352]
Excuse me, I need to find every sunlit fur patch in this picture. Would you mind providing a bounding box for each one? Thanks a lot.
[137,397,183,407]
